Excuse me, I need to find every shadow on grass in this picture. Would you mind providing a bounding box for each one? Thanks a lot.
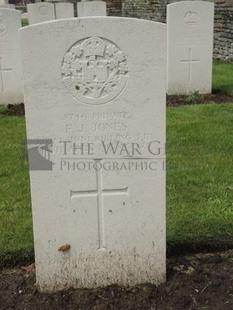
[0,104,25,116]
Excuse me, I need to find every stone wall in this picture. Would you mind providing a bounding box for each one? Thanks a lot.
[106,0,233,62]
[106,0,122,16]
[214,0,233,61]
[121,0,165,21]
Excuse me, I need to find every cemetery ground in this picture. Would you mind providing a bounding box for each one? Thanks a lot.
[0,61,233,309]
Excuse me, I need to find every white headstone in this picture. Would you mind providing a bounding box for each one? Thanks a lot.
[0,0,15,9]
[27,3,55,25]
[27,2,74,25]
[20,17,166,292]
[55,3,74,19]
[48,0,68,2]
[0,9,23,105]
[167,1,214,95]
[77,1,107,17]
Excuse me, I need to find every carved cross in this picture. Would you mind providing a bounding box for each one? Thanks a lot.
[180,48,200,83]
[70,159,128,250]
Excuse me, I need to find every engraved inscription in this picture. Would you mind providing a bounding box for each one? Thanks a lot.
[0,15,8,38]
[39,5,49,15]
[0,57,12,92]
[181,48,200,83]
[61,37,128,105]
[184,10,199,24]
[70,159,129,250]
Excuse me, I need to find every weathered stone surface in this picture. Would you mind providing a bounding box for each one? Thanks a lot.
[20,17,166,292]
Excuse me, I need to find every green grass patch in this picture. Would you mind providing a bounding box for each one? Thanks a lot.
[0,111,33,266]
[212,60,233,96]
[21,18,29,27]
[1,104,233,265]
[167,104,233,250]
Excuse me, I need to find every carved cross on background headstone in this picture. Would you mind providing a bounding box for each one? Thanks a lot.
[180,48,200,83]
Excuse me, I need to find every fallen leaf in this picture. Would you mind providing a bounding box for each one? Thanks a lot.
[58,244,71,252]
[21,263,35,272]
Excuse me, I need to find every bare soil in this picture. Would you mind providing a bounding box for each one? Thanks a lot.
[1,250,233,310]
[167,91,233,107]
[2,91,233,117]
[3,103,25,116]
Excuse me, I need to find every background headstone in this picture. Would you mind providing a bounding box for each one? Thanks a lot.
[55,3,74,19]
[27,3,55,25]
[27,2,74,25]
[20,17,166,292]
[0,0,15,9]
[0,9,23,105]
[167,1,214,95]
[77,0,107,17]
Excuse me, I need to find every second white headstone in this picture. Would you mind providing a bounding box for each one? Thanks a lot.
[167,1,214,95]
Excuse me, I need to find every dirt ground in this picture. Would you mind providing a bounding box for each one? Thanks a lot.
[1,250,233,310]
[2,91,233,117]
[167,91,233,107]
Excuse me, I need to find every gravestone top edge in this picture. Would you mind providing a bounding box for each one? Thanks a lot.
[19,16,166,34]
[167,1,215,8]
[0,7,20,12]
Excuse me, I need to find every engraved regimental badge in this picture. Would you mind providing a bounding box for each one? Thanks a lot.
[61,37,128,105]
[184,11,199,24]
[38,5,50,15]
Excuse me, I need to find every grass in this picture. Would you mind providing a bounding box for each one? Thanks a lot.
[167,104,233,251]
[21,18,29,27]
[0,104,233,265]
[0,107,33,265]
[212,60,233,96]
[0,61,233,266]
